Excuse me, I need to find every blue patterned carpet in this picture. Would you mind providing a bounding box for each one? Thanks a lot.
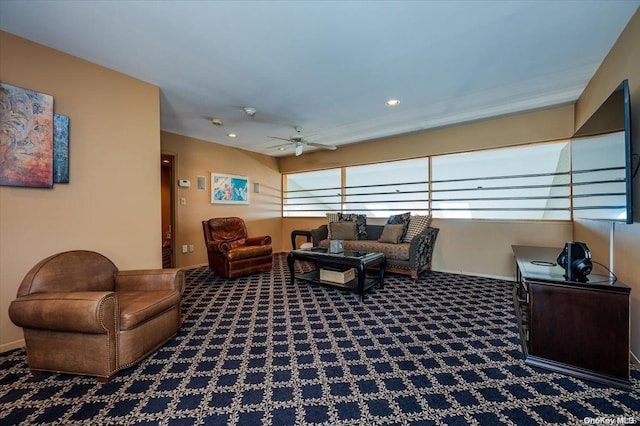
[1,254,639,425]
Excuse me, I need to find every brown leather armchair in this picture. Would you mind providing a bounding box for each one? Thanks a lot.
[202,217,273,278]
[8,250,184,382]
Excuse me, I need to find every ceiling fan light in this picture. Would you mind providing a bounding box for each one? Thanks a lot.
[243,107,257,117]
[211,118,223,126]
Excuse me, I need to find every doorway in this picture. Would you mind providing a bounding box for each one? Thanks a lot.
[161,154,175,268]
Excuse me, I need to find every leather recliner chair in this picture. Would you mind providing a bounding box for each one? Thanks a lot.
[8,250,184,382]
[202,217,273,278]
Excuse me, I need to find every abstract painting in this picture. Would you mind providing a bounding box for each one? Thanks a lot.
[211,173,249,204]
[0,82,54,187]
[53,114,70,183]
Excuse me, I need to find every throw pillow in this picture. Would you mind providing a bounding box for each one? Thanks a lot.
[329,221,357,240]
[337,213,367,240]
[326,212,340,239]
[326,212,340,223]
[387,212,411,239]
[402,214,432,243]
[378,224,404,244]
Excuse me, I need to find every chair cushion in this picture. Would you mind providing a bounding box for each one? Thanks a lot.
[319,239,411,261]
[225,245,272,261]
[118,291,181,331]
[17,250,117,297]
[207,217,248,241]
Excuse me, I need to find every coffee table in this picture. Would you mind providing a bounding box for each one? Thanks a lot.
[287,247,386,300]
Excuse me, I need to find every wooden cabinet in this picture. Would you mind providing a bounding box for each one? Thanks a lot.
[512,245,631,390]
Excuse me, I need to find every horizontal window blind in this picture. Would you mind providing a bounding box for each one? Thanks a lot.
[283,140,571,220]
[344,159,429,218]
[431,142,570,220]
[283,169,341,217]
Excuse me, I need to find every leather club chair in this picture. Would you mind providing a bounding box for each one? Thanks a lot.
[202,217,273,278]
[8,250,184,382]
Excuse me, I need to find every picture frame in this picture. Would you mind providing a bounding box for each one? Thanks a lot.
[53,114,70,183]
[0,82,54,188]
[211,173,249,204]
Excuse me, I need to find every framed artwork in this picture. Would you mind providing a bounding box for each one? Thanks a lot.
[0,82,54,187]
[211,173,249,204]
[53,114,70,183]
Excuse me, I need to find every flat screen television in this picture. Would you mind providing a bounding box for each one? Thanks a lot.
[571,79,634,223]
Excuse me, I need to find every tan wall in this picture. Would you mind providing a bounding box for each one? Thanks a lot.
[278,105,574,173]
[161,132,282,268]
[0,32,161,351]
[281,104,575,279]
[573,9,640,359]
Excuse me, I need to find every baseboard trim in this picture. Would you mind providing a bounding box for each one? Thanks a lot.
[433,269,514,282]
[1,339,24,354]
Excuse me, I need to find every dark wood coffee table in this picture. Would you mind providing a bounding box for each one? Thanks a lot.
[287,247,386,300]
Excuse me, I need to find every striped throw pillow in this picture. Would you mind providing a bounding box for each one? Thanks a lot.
[326,212,340,239]
[402,215,432,243]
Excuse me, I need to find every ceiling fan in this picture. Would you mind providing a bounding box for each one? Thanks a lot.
[267,126,337,156]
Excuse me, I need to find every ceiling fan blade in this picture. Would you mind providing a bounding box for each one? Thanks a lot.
[305,141,337,150]
[268,136,291,142]
[265,143,290,150]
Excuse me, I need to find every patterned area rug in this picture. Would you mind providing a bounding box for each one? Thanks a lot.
[1,254,638,425]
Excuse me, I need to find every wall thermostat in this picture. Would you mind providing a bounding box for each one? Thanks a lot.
[178,179,191,188]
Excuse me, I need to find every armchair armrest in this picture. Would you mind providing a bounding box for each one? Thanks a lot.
[246,235,271,246]
[9,291,117,333]
[311,225,328,246]
[116,269,185,294]
[408,227,439,271]
[207,240,227,254]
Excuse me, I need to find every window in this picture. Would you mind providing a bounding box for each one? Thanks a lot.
[283,169,341,217]
[283,140,571,220]
[344,159,429,218]
[431,142,570,220]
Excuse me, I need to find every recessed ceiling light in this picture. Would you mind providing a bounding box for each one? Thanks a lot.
[386,99,400,107]
[278,147,286,151]
[227,133,237,138]
[211,118,223,126]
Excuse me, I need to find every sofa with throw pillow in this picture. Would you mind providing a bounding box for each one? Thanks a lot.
[309,213,439,281]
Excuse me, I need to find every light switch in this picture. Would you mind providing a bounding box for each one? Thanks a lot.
[181,244,188,253]
[180,197,186,206]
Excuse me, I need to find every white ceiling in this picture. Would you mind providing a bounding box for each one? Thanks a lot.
[1,1,638,157]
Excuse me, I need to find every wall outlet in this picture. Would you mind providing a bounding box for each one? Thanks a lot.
[188,244,194,253]
[182,244,188,254]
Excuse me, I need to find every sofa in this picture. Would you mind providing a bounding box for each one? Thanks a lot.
[9,250,185,382]
[310,214,439,281]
